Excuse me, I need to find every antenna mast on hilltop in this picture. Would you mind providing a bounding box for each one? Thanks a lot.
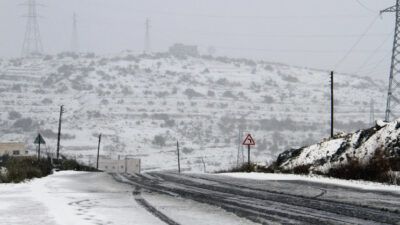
[144,18,151,54]
[382,0,400,121]
[21,0,43,57]
[71,13,79,53]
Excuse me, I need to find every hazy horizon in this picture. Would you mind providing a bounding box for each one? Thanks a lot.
[0,0,397,78]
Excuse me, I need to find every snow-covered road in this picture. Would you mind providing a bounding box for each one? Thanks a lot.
[114,172,400,224]
[3,171,400,225]
[0,171,257,225]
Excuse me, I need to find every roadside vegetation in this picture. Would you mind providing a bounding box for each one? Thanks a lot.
[216,162,274,173]
[217,150,400,185]
[278,150,400,185]
[0,154,97,183]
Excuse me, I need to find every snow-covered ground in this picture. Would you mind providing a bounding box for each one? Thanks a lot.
[0,171,258,225]
[0,52,387,172]
[221,172,400,193]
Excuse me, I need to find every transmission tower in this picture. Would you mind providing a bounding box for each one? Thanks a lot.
[71,13,79,53]
[382,0,400,121]
[21,0,43,57]
[144,18,151,53]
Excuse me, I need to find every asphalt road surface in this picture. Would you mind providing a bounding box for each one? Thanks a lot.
[113,172,400,225]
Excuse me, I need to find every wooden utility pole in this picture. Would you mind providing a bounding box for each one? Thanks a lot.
[56,105,64,162]
[330,71,334,138]
[38,140,41,160]
[237,128,241,167]
[96,134,101,169]
[177,141,181,173]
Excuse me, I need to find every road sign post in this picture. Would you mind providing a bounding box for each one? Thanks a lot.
[242,134,255,165]
[34,133,46,160]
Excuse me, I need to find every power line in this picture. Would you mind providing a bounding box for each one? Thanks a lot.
[334,14,380,70]
[129,9,371,20]
[364,52,392,76]
[353,32,393,74]
[355,0,378,13]
[190,31,391,39]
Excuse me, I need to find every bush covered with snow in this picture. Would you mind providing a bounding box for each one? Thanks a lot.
[276,119,400,184]
[1,156,52,183]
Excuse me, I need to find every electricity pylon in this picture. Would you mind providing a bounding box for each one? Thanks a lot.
[71,13,79,53]
[381,0,400,121]
[21,0,43,57]
[144,18,151,53]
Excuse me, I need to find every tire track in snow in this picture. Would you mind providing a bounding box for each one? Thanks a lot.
[112,174,181,225]
[118,172,400,225]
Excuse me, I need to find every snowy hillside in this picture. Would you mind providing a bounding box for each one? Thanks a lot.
[277,119,400,172]
[0,51,387,171]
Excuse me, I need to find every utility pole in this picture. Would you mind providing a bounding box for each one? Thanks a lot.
[331,71,334,138]
[177,141,181,173]
[237,128,241,167]
[21,0,44,57]
[145,18,151,54]
[38,139,41,160]
[370,99,375,126]
[56,105,64,162]
[247,145,251,165]
[96,134,101,169]
[382,1,400,121]
[71,13,79,53]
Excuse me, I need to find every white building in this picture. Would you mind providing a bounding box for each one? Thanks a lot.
[0,142,27,156]
[98,158,141,174]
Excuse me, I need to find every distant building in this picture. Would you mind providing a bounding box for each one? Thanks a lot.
[169,43,199,58]
[98,158,141,174]
[0,142,27,156]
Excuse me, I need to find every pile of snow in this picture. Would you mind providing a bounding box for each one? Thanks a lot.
[277,119,400,172]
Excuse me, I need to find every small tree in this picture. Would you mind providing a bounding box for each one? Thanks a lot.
[152,135,166,147]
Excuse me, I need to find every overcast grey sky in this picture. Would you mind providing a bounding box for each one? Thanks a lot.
[0,0,397,78]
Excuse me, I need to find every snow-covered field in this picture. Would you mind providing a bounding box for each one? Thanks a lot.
[0,171,257,225]
[0,52,387,172]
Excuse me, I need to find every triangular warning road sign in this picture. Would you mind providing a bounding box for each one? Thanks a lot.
[242,134,255,146]
[34,133,46,145]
